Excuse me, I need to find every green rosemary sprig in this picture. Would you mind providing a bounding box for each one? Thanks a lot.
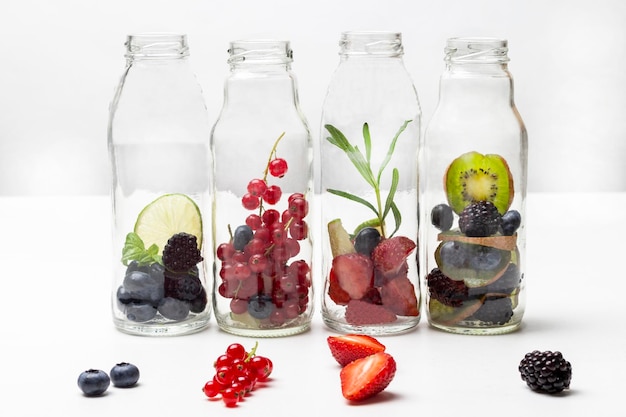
[324,120,412,238]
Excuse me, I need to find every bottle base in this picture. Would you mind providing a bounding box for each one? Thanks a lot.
[322,316,420,336]
[113,314,211,337]
[215,312,311,338]
[428,319,522,335]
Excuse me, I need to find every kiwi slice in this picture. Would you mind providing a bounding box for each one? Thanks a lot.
[444,151,514,215]
[434,241,511,288]
[428,298,482,326]
[438,231,517,251]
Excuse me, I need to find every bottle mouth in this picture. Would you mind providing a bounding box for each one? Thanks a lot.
[125,33,189,59]
[339,31,403,57]
[227,40,293,65]
[445,37,509,63]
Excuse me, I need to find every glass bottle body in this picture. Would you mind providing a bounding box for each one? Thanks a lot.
[320,32,421,335]
[108,34,212,336]
[421,38,528,335]
[211,40,314,337]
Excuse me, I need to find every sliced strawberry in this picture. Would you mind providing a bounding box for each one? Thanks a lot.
[327,334,386,367]
[332,253,374,300]
[340,352,396,401]
[381,276,419,316]
[371,236,416,278]
[345,299,396,325]
[328,268,350,305]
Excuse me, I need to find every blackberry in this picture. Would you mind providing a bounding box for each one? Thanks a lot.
[519,350,572,394]
[458,201,502,237]
[162,232,203,272]
[426,268,468,307]
[164,270,203,300]
[471,296,513,324]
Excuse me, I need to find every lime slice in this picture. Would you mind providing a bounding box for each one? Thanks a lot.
[134,193,203,252]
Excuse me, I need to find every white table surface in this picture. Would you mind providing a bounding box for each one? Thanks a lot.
[0,193,623,416]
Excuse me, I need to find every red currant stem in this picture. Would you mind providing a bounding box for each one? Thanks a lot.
[227,224,234,242]
[245,341,259,362]
[262,219,293,256]
[262,132,286,181]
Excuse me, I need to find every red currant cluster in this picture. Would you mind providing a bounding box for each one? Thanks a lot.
[216,136,312,327]
[202,342,273,407]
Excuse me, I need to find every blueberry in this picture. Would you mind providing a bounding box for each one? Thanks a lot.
[116,285,133,304]
[233,225,254,251]
[189,288,208,313]
[501,210,521,236]
[77,369,110,396]
[354,227,381,256]
[123,270,164,304]
[431,204,454,231]
[110,362,140,388]
[125,302,157,322]
[247,294,274,319]
[438,241,469,268]
[158,297,190,321]
[469,245,503,271]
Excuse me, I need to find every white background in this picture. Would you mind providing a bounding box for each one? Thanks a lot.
[1,0,625,194]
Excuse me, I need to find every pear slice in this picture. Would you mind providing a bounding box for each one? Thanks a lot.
[328,219,356,258]
[438,231,517,251]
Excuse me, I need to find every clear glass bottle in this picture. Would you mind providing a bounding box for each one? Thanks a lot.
[107,33,212,336]
[421,37,528,335]
[211,40,314,337]
[320,31,421,335]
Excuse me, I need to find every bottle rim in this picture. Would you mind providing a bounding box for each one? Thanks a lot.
[445,37,509,63]
[339,31,403,57]
[227,40,293,65]
[125,33,189,59]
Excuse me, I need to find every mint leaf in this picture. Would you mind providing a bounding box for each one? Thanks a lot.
[121,232,162,266]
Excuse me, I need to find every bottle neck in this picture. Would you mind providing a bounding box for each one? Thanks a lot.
[227,40,293,72]
[338,31,404,58]
[125,33,189,63]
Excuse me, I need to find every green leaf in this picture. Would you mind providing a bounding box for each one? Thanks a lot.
[382,168,400,221]
[377,119,412,184]
[326,188,379,217]
[362,123,372,164]
[325,124,377,188]
[389,202,402,238]
[121,232,161,266]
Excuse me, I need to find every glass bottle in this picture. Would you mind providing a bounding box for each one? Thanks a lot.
[320,31,421,335]
[421,37,528,335]
[211,40,314,337]
[107,33,212,336]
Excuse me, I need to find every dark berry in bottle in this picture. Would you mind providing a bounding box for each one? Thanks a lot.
[501,210,522,236]
[354,227,381,256]
[233,225,254,251]
[458,201,502,237]
[471,296,513,324]
[438,241,469,269]
[468,245,503,271]
[247,294,274,319]
[431,203,454,231]
[162,232,203,272]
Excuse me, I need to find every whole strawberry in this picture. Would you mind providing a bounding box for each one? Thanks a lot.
[340,352,396,401]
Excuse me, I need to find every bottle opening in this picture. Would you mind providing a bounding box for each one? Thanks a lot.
[125,33,189,59]
[339,31,403,57]
[445,37,509,63]
[227,40,293,65]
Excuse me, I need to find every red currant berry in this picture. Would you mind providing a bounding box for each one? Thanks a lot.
[242,193,260,210]
[248,253,268,273]
[279,274,298,293]
[215,366,235,385]
[288,197,308,219]
[268,158,288,178]
[254,226,271,243]
[289,219,308,240]
[244,238,266,257]
[203,380,222,398]
[270,223,287,243]
[247,178,267,196]
[230,298,248,314]
[288,192,304,204]
[262,209,280,226]
[230,382,246,400]
[233,263,251,280]
[214,353,233,369]
[269,309,286,325]
[217,242,235,261]
[283,299,301,318]
[226,343,247,361]
[250,356,273,381]
[245,214,263,230]
[221,387,239,407]
[284,238,300,257]
[262,185,282,205]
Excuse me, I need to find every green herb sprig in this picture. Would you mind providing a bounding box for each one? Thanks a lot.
[324,120,412,239]
[121,232,162,266]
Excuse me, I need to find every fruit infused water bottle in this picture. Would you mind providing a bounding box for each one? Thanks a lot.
[320,31,421,335]
[421,38,528,335]
[108,34,212,336]
[211,40,314,337]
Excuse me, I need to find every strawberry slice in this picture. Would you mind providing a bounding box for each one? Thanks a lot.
[328,268,351,305]
[345,299,396,325]
[331,253,374,300]
[340,352,397,401]
[327,334,386,367]
[371,236,416,278]
[381,276,419,316]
